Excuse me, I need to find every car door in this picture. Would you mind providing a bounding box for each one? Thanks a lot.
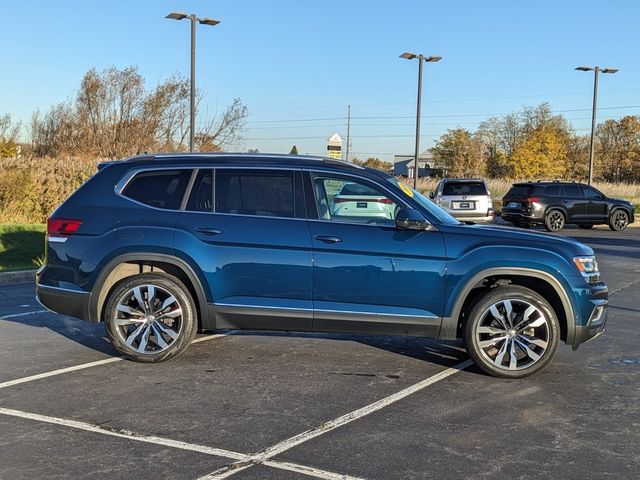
[582,186,608,221]
[305,171,447,338]
[174,167,313,330]
[561,184,587,221]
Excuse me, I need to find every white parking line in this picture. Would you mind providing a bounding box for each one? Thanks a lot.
[0,309,48,320]
[0,407,359,480]
[0,333,230,390]
[199,359,474,479]
[0,406,248,460]
[0,358,122,390]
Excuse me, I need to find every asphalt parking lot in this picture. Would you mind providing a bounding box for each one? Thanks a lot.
[1,226,639,480]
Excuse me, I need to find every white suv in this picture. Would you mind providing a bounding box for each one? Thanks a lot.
[430,178,494,223]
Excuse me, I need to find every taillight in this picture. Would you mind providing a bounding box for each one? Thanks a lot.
[526,197,540,203]
[47,218,82,238]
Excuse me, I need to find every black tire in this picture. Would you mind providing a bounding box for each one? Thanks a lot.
[578,224,594,229]
[609,209,629,231]
[464,285,560,379]
[544,209,565,232]
[104,273,197,362]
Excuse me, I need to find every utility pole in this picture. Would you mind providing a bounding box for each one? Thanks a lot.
[345,105,351,162]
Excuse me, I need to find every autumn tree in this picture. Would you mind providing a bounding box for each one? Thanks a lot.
[30,66,248,159]
[432,128,486,177]
[352,157,392,171]
[596,116,640,182]
[0,114,21,158]
[508,126,567,179]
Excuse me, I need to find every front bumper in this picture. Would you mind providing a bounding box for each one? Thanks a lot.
[570,280,608,347]
[573,300,608,345]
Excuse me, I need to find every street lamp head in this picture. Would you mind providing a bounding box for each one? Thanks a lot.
[425,56,442,63]
[199,17,220,27]
[602,68,619,74]
[400,52,418,60]
[575,66,594,71]
[165,12,188,20]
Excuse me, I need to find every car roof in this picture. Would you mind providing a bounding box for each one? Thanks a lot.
[513,181,586,186]
[440,178,486,182]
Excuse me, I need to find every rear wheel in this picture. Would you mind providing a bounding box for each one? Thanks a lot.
[464,285,559,378]
[578,224,594,229]
[104,273,197,362]
[609,209,629,231]
[544,210,565,232]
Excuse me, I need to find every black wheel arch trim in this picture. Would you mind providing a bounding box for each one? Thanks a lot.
[89,252,210,327]
[439,267,575,345]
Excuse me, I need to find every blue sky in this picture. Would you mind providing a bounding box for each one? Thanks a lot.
[2,0,639,161]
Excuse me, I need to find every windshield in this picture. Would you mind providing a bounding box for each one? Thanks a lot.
[387,178,461,225]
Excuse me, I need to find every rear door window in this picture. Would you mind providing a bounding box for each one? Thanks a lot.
[215,169,297,218]
[442,181,487,196]
[186,169,213,212]
[544,185,561,196]
[122,169,192,210]
[562,185,581,198]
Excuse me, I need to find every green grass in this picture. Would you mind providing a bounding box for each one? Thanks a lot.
[0,224,45,272]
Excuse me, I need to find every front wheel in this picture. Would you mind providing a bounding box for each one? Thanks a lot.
[104,273,197,362]
[464,285,559,378]
[609,209,629,231]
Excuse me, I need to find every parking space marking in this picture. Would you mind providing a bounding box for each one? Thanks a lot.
[0,406,249,461]
[0,358,122,390]
[0,309,48,320]
[199,359,474,479]
[263,459,366,480]
[0,333,231,391]
[0,407,360,480]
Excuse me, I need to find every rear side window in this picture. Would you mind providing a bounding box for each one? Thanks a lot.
[215,169,295,218]
[122,169,192,210]
[442,181,487,196]
[506,185,544,197]
[563,185,581,197]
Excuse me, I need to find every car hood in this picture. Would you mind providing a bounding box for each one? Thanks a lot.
[438,222,594,259]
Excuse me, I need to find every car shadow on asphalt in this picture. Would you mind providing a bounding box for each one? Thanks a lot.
[213,330,471,370]
[1,313,118,356]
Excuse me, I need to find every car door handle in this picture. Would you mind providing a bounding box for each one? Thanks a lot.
[315,235,342,243]
[195,227,223,235]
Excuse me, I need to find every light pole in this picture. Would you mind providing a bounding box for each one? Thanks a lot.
[575,65,618,185]
[166,12,220,152]
[400,52,441,188]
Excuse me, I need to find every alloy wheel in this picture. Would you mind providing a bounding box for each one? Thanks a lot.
[475,298,550,371]
[612,210,629,230]
[113,284,184,355]
[547,211,564,231]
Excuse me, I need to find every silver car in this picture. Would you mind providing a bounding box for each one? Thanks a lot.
[430,178,494,223]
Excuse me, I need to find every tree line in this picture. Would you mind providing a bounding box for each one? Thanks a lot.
[431,103,640,183]
[0,65,248,160]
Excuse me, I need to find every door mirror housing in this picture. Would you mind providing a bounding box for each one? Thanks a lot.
[395,208,433,231]
[428,191,435,199]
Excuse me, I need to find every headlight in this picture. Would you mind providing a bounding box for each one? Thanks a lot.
[573,256,600,283]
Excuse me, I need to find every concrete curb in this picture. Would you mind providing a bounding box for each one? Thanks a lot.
[0,269,37,285]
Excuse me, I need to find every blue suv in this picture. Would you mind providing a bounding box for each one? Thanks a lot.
[36,154,608,378]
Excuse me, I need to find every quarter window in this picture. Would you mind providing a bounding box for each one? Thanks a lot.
[215,169,295,218]
[122,169,192,210]
[544,185,561,196]
[312,174,398,224]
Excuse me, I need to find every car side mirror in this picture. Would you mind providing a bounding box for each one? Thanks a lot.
[395,208,432,231]
[428,191,435,199]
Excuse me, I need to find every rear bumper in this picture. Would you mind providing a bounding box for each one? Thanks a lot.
[501,210,543,224]
[442,209,494,223]
[36,283,91,322]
